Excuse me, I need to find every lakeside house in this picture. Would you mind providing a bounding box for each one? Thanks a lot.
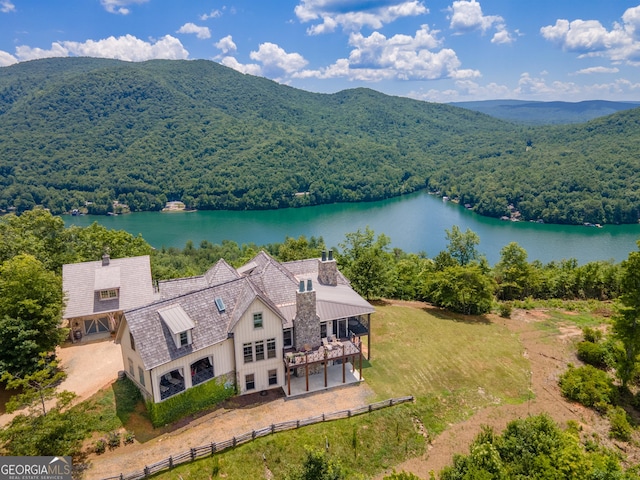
[115,250,374,403]
[62,255,158,342]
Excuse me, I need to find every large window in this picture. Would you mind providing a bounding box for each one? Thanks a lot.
[320,322,327,339]
[268,369,278,386]
[255,340,265,361]
[283,328,293,348]
[245,374,255,391]
[191,357,214,386]
[128,358,134,376]
[159,369,185,400]
[84,317,110,335]
[138,366,145,387]
[253,313,263,329]
[267,338,276,359]
[129,332,136,351]
[243,343,253,363]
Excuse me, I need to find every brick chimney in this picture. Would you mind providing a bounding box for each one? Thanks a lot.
[317,250,337,286]
[293,278,320,350]
[102,254,110,266]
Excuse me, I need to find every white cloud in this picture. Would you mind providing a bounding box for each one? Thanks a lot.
[574,66,619,75]
[250,42,308,74]
[541,5,640,65]
[100,0,148,15]
[297,24,479,81]
[0,50,18,66]
[219,56,262,76]
[12,35,189,63]
[1,1,15,13]
[491,26,514,45]
[215,35,237,55]
[200,9,222,21]
[295,0,428,35]
[177,23,211,39]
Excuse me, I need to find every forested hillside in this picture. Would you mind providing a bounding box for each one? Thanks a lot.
[1,57,639,225]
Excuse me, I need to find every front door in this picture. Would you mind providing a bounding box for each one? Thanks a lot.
[84,317,110,335]
[332,319,347,339]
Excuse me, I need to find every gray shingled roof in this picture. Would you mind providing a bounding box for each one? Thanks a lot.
[62,255,157,319]
[124,251,373,370]
[158,258,240,300]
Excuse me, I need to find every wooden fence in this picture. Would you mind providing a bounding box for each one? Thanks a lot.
[101,395,414,480]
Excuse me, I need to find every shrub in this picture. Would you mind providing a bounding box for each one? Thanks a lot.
[582,327,603,344]
[559,365,617,411]
[146,377,235,427]
[94,439,106,455]
[123,431,135,445]
[608,406,632,442]
[498,302,512,318]
[106,431,120,450]
[577,341,608,369]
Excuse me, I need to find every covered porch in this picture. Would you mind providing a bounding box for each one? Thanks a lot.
[283,338,365,398]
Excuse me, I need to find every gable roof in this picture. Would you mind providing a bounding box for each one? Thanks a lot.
[124,276,283,370]
[62,255,157,319]
[158,258,239,300]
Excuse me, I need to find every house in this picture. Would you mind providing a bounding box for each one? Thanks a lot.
[62,254,158,342]
[116,250,374,403]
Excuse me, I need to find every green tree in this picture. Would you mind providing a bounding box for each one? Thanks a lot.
[424,264,495,315]
[612,242,640,388]
[445,226,481,266]
[338,227,395,300]
[0,254,66,376]
[285,447,344,480]
[494,242,531,300]
[2,354,74,417]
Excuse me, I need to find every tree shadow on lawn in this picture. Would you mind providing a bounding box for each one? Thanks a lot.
[421,305,492,325]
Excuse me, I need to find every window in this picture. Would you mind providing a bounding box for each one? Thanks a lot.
[283,328,293,348]
[174,330,192,349]
[320,322,327,339]
[268,369,278,386]
[245,374,255,391]
[267,338,276,359]
[215,297,226,313]
[253,313,263,329]
[138,366,145,387]
[159,369,185,400]
[129,332,136,351]
[128,358,134,376]
[99,289,118,300]
[255,340,265,361]
[191,357,214,386]
[243,343,253,363]
[179,331,189,347]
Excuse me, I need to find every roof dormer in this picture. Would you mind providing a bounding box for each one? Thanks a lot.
[158,304,195,349]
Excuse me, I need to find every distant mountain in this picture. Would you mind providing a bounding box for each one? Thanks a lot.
[450,99,640,125]
[1,57,639,225]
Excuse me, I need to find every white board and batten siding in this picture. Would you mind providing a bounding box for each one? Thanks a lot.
[150,338,235,402]
[119,322,152,399]
[233,298,284,394]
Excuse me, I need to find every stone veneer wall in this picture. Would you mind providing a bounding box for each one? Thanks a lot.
[317,259,338,286]
[294,289,320,350]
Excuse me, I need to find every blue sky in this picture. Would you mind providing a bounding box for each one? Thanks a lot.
[1,0,640,102]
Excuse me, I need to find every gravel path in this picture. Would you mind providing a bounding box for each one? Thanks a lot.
[86,383,375,480]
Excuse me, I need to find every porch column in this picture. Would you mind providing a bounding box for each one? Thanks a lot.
[305,352,309,392]
[287,364,291,396]
[342,344,346,383]
[368,313,371,360]
[324,348,328,388]
[359,348,363,380]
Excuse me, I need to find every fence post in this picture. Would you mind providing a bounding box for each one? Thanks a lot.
[211,442,216,455]
[169,456,173,469]
[120,474,124,480]
[233,437,237,447]
[252,430,256,439]
[369,404,372,412]
[348,409,351,418]
[191,448,196,460]
[322,413,325,422]
[296,420,300,428]
[144,466,149,478]
[271,424,275,434]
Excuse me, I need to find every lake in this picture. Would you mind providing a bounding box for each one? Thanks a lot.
[64,191,640,265]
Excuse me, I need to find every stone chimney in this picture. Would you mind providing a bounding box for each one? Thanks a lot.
[293,278,320,350]
[102,254,110,266]
[317,249,337,286]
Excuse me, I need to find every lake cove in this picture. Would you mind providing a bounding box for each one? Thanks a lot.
[64,191,640,266]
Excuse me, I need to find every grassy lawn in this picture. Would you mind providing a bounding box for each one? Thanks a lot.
[150,302,531,479]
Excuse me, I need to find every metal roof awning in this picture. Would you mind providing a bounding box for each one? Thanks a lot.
[158,304,195,334]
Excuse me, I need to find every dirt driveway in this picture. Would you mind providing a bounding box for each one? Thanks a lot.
[0,339,123,427]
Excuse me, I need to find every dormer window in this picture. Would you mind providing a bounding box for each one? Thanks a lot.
[99,289,119,300]
[158,304,195,349]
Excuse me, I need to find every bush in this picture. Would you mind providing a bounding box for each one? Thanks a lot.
[107,431,120,450]
[577,341,608,369]
[608,406,633,442]
[582,327,603,344]
[559,365,617,411]
[146,377,235,427]
[123,431,135,445]
[94,439,106,455]
[498,302,512,318]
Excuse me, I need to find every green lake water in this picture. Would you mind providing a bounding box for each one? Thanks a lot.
[64,191,640,265]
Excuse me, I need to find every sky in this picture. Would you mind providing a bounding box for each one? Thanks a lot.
[1,1,640,103]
